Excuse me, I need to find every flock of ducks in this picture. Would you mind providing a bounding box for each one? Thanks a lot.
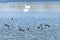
[4,18,50,32]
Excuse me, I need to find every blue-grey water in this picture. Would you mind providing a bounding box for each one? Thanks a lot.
[0,11,60,40]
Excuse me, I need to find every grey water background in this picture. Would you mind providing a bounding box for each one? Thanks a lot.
[0,10,60,40]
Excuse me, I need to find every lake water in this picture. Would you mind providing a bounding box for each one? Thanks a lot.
[0,10,60,40]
